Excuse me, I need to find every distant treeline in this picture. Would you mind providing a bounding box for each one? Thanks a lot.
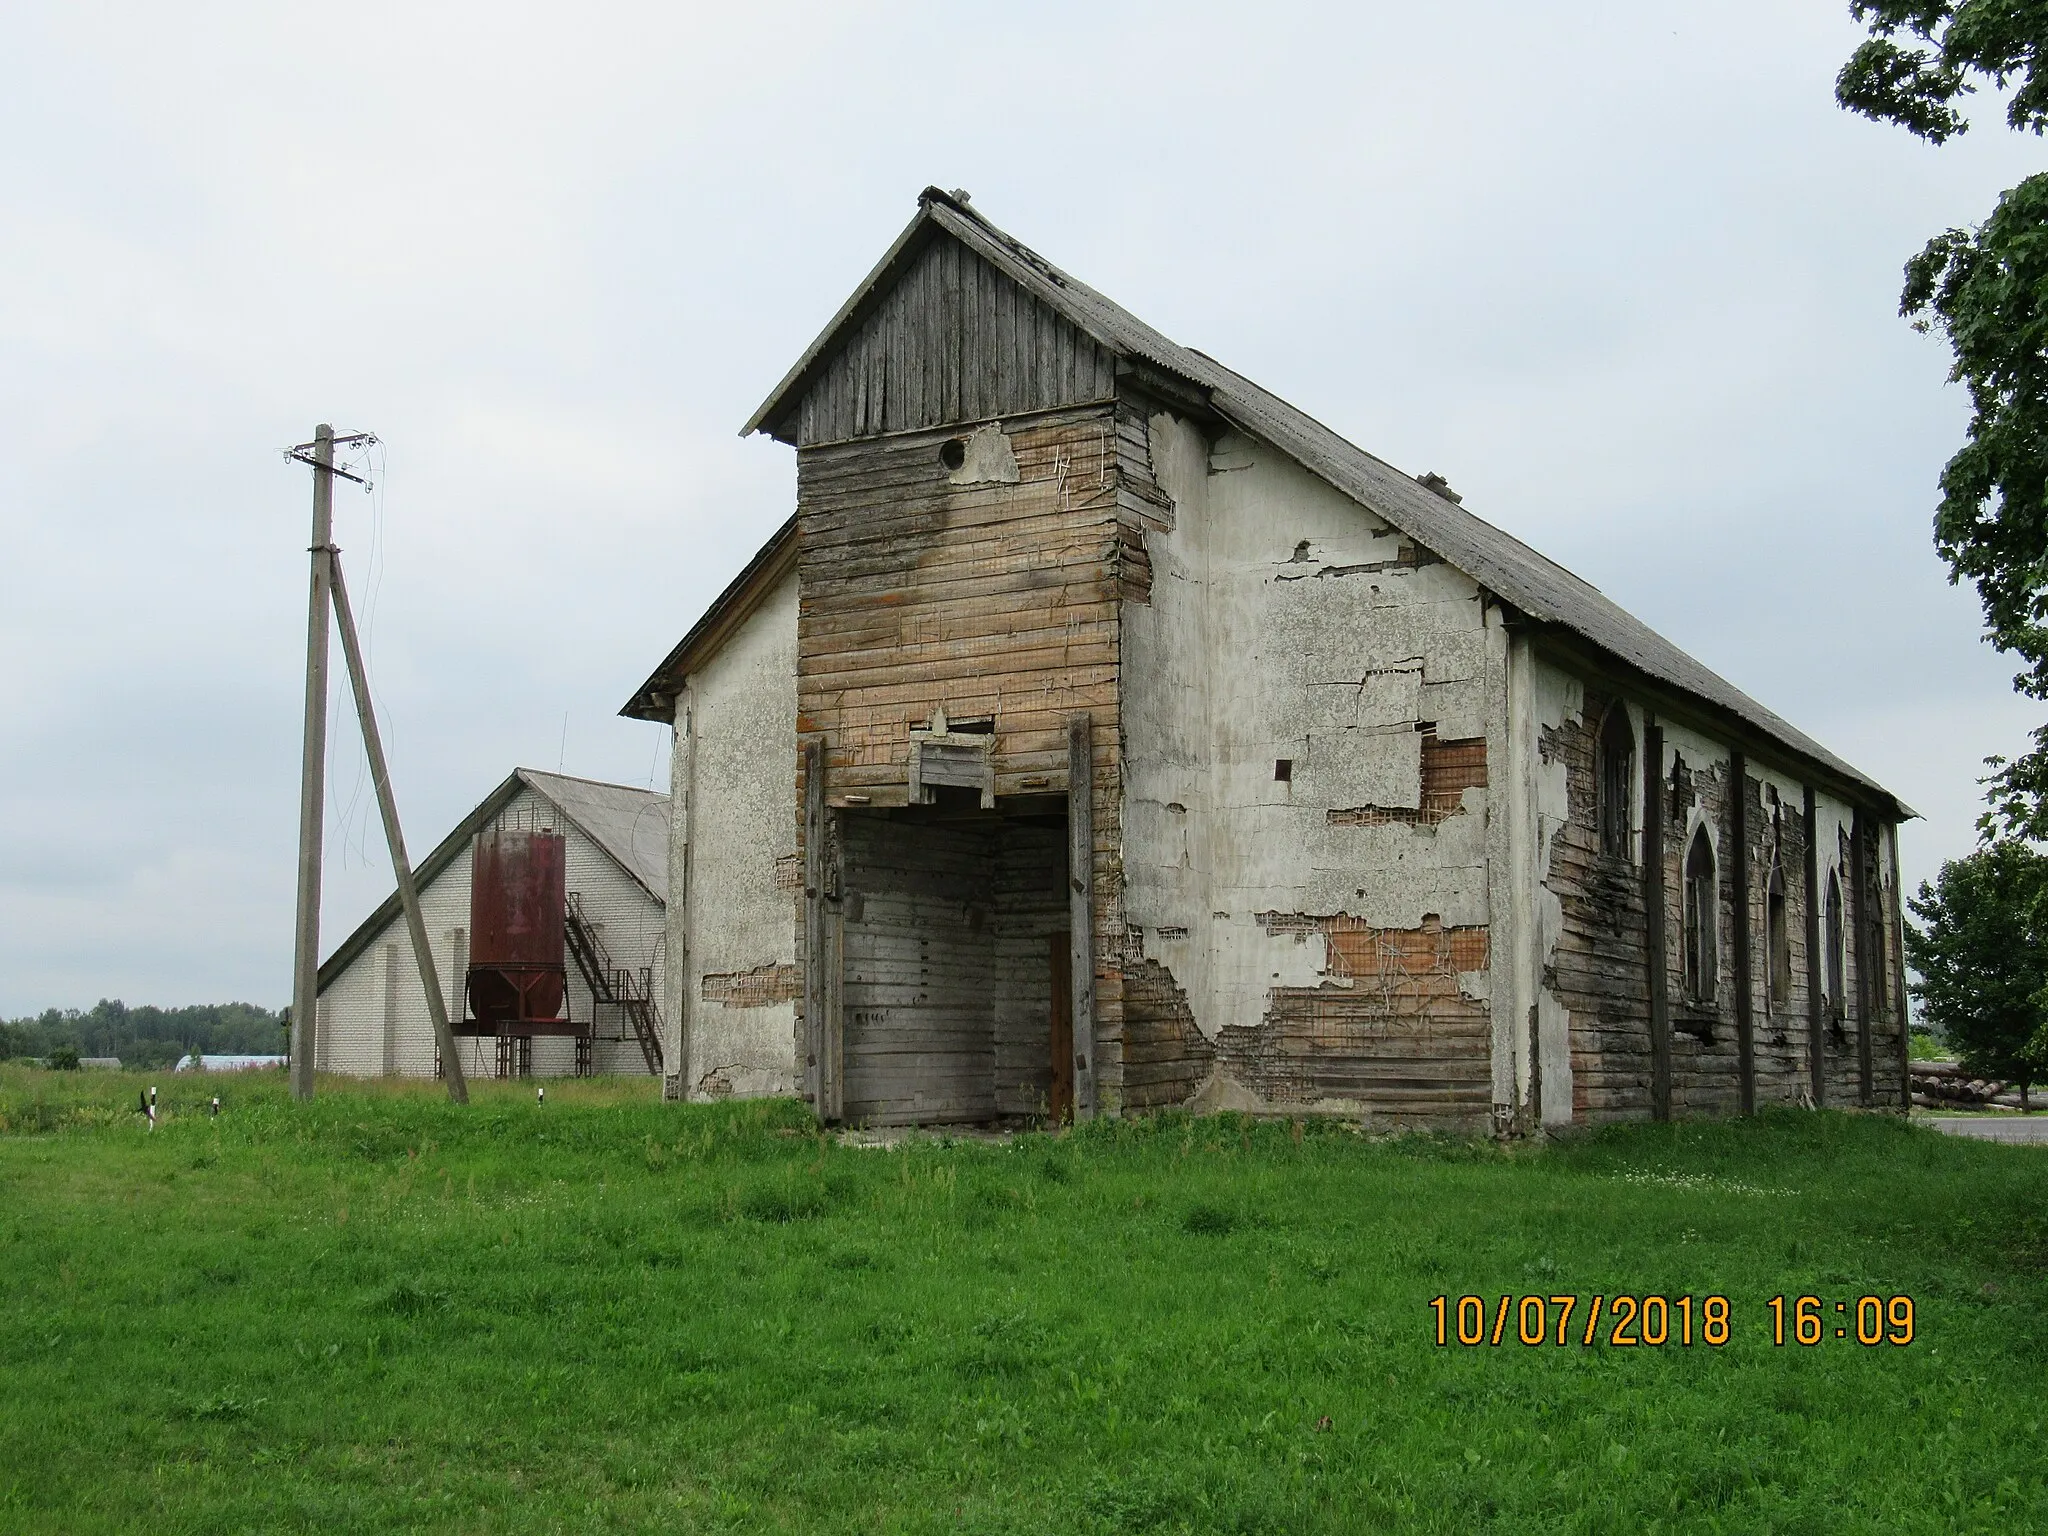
[0,1000,286,1071]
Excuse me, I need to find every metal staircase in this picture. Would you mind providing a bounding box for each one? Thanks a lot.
[564,892,665,1075]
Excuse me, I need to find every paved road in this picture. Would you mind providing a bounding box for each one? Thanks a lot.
[1920,1115,2048,1145]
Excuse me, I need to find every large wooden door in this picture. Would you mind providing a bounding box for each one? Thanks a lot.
[1048,934,1073,1124]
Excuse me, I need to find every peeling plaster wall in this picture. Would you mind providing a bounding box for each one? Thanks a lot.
[1113,404,1907,1131]
[1523,652,1580,1127]
[674,571,801,1101]
[1120,407,1495,1125]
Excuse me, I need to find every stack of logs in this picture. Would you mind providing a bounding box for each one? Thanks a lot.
[1911,1060,2035,1112]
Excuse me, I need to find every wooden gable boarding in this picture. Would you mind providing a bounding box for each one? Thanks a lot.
[772,220,1131,1121]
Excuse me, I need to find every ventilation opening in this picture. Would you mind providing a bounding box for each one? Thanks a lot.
[1274,759,1293,783]
[949,716,995,735]
[939,439,967,471]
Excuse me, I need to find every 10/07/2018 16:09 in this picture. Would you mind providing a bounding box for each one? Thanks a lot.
[1429,1294,1916,1348]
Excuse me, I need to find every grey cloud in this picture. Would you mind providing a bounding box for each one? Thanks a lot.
[0,0,2026,1010]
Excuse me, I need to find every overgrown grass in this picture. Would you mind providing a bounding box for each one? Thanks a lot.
[0,1064,2043,1533]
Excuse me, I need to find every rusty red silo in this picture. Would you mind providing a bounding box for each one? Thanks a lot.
[466,827,567,1025]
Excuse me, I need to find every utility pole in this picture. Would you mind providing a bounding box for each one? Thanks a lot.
[328,554,469,1104]
[289,424,336,1102]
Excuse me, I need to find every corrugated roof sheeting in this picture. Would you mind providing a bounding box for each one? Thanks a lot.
[516,770,669,901]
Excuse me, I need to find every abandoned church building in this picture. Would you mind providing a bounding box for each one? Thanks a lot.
[622,188,1913,1132]
[316,769,668,1081]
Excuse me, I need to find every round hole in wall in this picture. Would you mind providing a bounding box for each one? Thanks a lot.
[939,438,967,471]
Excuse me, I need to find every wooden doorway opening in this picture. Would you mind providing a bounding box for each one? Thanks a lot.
[837,801,1069,1126]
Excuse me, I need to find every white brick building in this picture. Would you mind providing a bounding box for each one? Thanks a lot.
[315,770,668,1079]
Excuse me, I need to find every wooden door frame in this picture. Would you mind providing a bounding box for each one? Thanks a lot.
[803,738,844,1121]
[1067,715,1097,1120]
[1048,933,1073,1124]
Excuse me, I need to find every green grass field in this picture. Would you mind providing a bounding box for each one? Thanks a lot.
[1,1066,2043,1534]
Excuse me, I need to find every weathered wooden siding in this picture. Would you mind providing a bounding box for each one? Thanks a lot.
[840,814,993,1124]
[1215,915,1493,1126]
[1121,955,1215,1112]
[1743,772,1816,1108]
[1545,694,1826,1123]
[1812,812,1907,1108]
[837,812,1067,1125]
[1654,740,1743,1114]
[1537,671,1911,1126]
[795,404,1129,1116]
[792,235,1117,447]
[1542,689,1653,1124]
[990,820,1069,1118]
[797,409,1121,801]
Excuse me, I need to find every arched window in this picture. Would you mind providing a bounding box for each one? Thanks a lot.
[1824,869,1845,1020]
[1597,705,1635,860]
[1766,863,1790,1007]
[1683,827,1718,1002]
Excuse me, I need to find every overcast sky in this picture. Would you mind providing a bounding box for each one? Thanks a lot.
[2,1,2039,1015]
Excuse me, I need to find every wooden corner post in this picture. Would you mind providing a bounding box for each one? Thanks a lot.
[802,738,842,1122]
[1642,717,1671,1121]
[1067,715,1098,1121]
[1730,751,1755,1114]
[1802,785,1823,1106]
[1851,807,1875,1107]
[1888,822,1911,1110]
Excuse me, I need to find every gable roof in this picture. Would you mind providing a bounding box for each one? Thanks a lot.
[316,769,668,992]
[743,188,1909,817]
[518,769,671,898]
[620,512,796,721]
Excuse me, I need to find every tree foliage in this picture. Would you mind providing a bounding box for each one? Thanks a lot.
[1904,173,2048,832]
[1905,840,2048,1085]
[1838,4,2048,836]
[0,1000,284,1071]
[1837,2,2048,145]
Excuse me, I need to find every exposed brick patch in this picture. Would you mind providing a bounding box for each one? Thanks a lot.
[773,855,803,893]
[1218,914,1492,1122]
[1255,911,1488,978]
[1327,734,1487,828]
[701,963,800,1008]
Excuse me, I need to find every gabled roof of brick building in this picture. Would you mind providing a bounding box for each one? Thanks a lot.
[316,769,668,992]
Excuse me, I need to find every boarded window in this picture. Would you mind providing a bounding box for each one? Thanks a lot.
[1825,870,1845,1019]
[1767,864,1790,1007]
[1683,827,1717,1003]
[1598,706,1635,860]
